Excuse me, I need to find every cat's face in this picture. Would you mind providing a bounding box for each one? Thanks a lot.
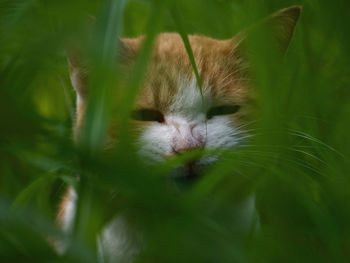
[68,6,301,176]
[127,34,252,169]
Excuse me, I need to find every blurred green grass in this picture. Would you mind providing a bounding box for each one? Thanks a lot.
[1,0,350,262]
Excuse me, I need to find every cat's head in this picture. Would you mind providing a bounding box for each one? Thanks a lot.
[68,6,301,176]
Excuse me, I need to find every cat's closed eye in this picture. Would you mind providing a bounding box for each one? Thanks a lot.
[131,109,165,123]
[207,105,240,119]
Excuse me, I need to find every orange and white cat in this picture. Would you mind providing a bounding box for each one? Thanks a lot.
[58,5,301,261]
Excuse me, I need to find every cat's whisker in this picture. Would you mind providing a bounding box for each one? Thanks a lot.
[232,143,330,173]
[281,128,345,159]
[233,128,260,136]
[228,148,325,174]
[232,127,344,160]
[235,120,259,130]
[231,127,260,143]
[236,134,258,141]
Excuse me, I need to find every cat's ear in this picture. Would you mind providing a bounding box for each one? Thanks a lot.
[232,5,302,55]
[65,15,95,99]
[66,41,89,99]
[66,38,138,99]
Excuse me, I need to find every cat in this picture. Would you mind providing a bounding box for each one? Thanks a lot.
[58,5,301,262]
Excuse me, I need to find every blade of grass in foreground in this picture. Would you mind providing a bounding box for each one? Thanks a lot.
[73,0,128,257]
[117,0,166,137]
[170,3,206,112]
[78,0,127,153]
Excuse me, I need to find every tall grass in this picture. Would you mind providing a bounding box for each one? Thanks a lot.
[1,0,350,262]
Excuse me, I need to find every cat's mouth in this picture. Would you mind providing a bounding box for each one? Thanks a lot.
[185,161,198,177]
[170,160,208,189]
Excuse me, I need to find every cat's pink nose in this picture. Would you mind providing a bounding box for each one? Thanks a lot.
[172,141,202,155]
[172,125,204,155]
[167,116,205,155]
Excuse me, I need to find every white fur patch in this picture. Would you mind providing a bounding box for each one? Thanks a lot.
[98,216,139,263]
[169,77,205,115]
[56,188,77,254]
[62,189,77,233]
[59,190,138,262]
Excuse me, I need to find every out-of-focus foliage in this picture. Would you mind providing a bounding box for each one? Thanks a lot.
[0,0,350,262]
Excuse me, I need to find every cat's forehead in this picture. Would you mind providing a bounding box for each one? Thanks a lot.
[150,33,237,71]
[126,33,249,113]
